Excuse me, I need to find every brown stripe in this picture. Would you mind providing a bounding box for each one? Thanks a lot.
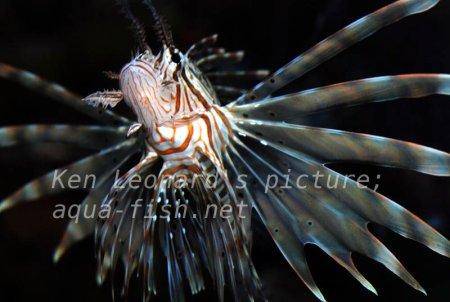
[174,84,181,114]
[200,113,221,162]
[181,68,210,109]
[155,124,194,155]
[214,107,233,137]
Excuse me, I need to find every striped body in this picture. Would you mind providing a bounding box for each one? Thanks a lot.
[1,1,449,302]
[120,48,232,169]
[150,107,231,162]
[117,47,260,301]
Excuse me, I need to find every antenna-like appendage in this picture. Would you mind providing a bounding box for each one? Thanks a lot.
[117,0,151,53]
[142,0,176,56]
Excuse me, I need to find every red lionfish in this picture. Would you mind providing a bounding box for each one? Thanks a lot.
[0,0,449,301]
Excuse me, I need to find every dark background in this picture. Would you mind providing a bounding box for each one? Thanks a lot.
[0,0,449,301]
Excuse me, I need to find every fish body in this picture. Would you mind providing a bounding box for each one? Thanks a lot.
[0,1,449,301]
[120,48,232,165]
[117,45,257,301]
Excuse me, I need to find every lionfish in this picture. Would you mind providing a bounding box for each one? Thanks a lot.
[0,0,449,301]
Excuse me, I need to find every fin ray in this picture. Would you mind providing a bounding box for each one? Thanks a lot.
[0,62,130,124]
[229,74,450,119]
[0,139,138,213]
[233,119,450,176]
[0,124,127,149]
[232,0,441,105]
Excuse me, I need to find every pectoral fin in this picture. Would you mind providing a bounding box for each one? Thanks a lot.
[83,90,124,108]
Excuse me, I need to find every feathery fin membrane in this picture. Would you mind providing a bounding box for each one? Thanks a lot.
[0,124,127,149]
[235,126,450,257]
[230,74,450,120]
[0,62,130,125]
[233,119,450,176]
[229,133,443,299]
[227,145,327,301]
[196,51,245,71]
[186,34,219,58]
[232,0,441,105]
[0,139,137,213]
[53,150,137,263]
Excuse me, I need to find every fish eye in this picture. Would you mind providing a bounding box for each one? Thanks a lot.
[171,52,181,64]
